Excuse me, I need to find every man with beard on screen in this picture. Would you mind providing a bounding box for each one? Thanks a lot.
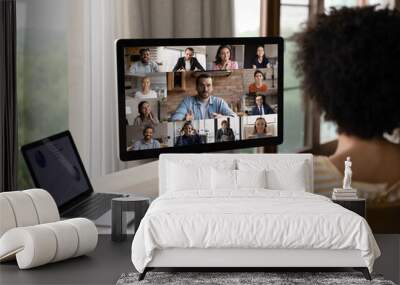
[132,126,160,150]
[171,73,236,121]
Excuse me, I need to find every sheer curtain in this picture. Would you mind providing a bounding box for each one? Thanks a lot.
[68,0,235,179]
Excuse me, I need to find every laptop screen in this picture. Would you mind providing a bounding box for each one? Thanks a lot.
[21,131,92,207]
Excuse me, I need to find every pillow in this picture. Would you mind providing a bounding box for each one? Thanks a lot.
[212,169,237,190]
[236,169,267,189]
[166,163,212,191]
[266,162,308,191]
[211,169,268,190]
[237,158,310,191]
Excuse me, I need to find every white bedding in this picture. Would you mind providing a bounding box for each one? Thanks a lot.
[131,190,380,273]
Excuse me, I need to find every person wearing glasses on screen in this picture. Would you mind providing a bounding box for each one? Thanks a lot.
[132,126,160,150]
[133,101,159,127]
[175,122,203,146]
[251,95,274,116]
[171,73,236,121]
[212,45,239,70]
[252,46,269,69]
[129,48,159,74]
[173,47,205,72]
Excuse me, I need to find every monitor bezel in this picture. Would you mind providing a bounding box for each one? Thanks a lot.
[116,37,284,161]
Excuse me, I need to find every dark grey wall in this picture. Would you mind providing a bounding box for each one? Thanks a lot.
[374,234,400,284]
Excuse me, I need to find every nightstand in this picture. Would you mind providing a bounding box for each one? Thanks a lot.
[332,198,366,218]
[111,197,151,241]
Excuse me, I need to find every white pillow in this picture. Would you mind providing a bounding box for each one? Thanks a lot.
[237,159,310,191]
[212,169,237,190]
[211,169,267,190]
[266,162,308,191]
[167,163,212,191]
[236,169,267,189]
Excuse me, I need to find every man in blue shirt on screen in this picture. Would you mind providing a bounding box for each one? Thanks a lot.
[132,126,160,150]
[129,48,159,74]
[171,73,236,121]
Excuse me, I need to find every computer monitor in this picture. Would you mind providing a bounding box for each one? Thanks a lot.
[116,37,283,161]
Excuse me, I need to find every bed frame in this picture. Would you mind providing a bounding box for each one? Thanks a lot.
[138,154,372,281]
[139,248,371,280]
[139,248,371,281]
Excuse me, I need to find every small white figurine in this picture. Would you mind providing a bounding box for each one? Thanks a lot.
[343,156,352,189]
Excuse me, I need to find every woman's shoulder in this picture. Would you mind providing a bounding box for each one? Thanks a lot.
[314,156,341,174]
[133,116,142,125]
[313,156,343,195]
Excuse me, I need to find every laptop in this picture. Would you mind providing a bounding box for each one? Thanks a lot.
[21,130,128,226]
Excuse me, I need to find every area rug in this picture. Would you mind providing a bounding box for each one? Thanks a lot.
[116,271,396,285]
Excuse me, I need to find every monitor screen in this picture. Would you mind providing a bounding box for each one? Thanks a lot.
[116,37,283,161]
[21,131,92,207]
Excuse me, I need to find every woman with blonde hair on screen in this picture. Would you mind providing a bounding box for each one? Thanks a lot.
[134,76,158,99]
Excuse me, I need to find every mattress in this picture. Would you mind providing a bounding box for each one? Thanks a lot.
[131,190,380,273]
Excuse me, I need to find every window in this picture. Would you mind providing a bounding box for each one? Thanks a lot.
[278,1,311,153]
[234,0,261,36]
[16,0,69,188]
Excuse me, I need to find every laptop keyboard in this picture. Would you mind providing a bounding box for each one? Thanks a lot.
[63,193,123,220]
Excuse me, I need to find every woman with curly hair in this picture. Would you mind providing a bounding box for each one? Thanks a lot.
[295,6,400,232]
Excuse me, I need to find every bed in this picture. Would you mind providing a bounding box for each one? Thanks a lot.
[131,154,380,280]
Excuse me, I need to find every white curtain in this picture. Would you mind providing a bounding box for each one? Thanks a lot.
[68,0,235,179]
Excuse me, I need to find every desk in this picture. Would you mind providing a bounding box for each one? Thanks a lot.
[0,235,133,285]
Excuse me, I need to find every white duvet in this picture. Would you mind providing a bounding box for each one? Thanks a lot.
[131,190,380,273]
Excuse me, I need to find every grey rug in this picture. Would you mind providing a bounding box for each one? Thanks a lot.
[116,271,396,285]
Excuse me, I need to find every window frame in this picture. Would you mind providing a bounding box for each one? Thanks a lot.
[262,0,324,154]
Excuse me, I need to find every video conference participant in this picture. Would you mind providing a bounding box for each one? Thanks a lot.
[212,45,239,70]
[248,70,268,93]
[248,117,268,139]
[251,95,274,115]
[175,122,202,146]
[171,73,236,121]
[173,47,205,72]
[252,46,269,69]
[134,77,158,99]
[132,126,161,150]
[133,101,159,127]
[129,48,159,74]
[216,120,235,142]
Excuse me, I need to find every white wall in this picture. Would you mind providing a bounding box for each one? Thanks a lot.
[91,160,159,198]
